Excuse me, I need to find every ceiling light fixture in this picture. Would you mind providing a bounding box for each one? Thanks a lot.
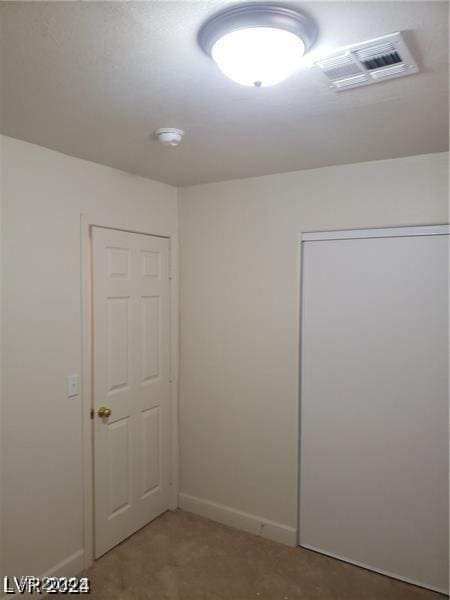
[199,4,317,87]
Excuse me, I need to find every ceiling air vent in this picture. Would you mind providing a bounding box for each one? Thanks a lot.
[315,32,418,91]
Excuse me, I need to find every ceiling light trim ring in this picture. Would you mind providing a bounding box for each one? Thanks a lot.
[198,3,318,56]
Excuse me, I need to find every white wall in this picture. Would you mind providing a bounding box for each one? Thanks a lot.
[1,138,448,576]
[0,135,177,578]
[178,153,449,542]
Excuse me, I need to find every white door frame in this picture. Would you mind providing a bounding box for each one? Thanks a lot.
[297,223,450,545]
[297,222,450,595]
[80,214,179,569]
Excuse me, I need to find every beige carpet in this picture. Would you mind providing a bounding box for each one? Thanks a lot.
[83,509,444,599]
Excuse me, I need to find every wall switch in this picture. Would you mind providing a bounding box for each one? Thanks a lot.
[67,374,79,397]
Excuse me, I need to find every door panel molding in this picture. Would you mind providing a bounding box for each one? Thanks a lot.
[80,215,179,569]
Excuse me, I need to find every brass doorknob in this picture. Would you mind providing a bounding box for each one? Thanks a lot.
[97,406,112,418]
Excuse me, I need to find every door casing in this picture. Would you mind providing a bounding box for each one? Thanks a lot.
[80,214,179,570]
[297,223,450,595]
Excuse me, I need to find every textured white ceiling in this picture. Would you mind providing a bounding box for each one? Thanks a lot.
[1,1,448,186]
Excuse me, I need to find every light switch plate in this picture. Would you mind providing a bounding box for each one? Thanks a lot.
[67,374,79,397]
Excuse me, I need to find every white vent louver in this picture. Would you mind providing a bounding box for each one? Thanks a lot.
[315,32,418,91]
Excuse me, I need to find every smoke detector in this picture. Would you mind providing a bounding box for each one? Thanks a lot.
[315,32,419,91]
[154,128,185,147]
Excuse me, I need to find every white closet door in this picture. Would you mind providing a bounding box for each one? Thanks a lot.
[92,227,171,558]
[299,229,449,593]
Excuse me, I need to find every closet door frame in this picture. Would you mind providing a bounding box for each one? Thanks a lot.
[297,223,450,592]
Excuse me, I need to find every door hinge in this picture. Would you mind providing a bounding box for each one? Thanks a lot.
[90,408,94,420]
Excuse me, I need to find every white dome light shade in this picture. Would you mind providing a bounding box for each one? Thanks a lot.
[211,27,305,87]
[199,4,317,88]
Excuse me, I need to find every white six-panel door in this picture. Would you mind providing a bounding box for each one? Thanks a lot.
[92,227,170,557]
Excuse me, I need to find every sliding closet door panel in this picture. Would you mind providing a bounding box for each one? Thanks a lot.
[300,233,449,592]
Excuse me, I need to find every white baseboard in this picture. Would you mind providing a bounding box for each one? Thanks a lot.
[178,493,297,547]
[0,551,85,599]
[41,549,85,578]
